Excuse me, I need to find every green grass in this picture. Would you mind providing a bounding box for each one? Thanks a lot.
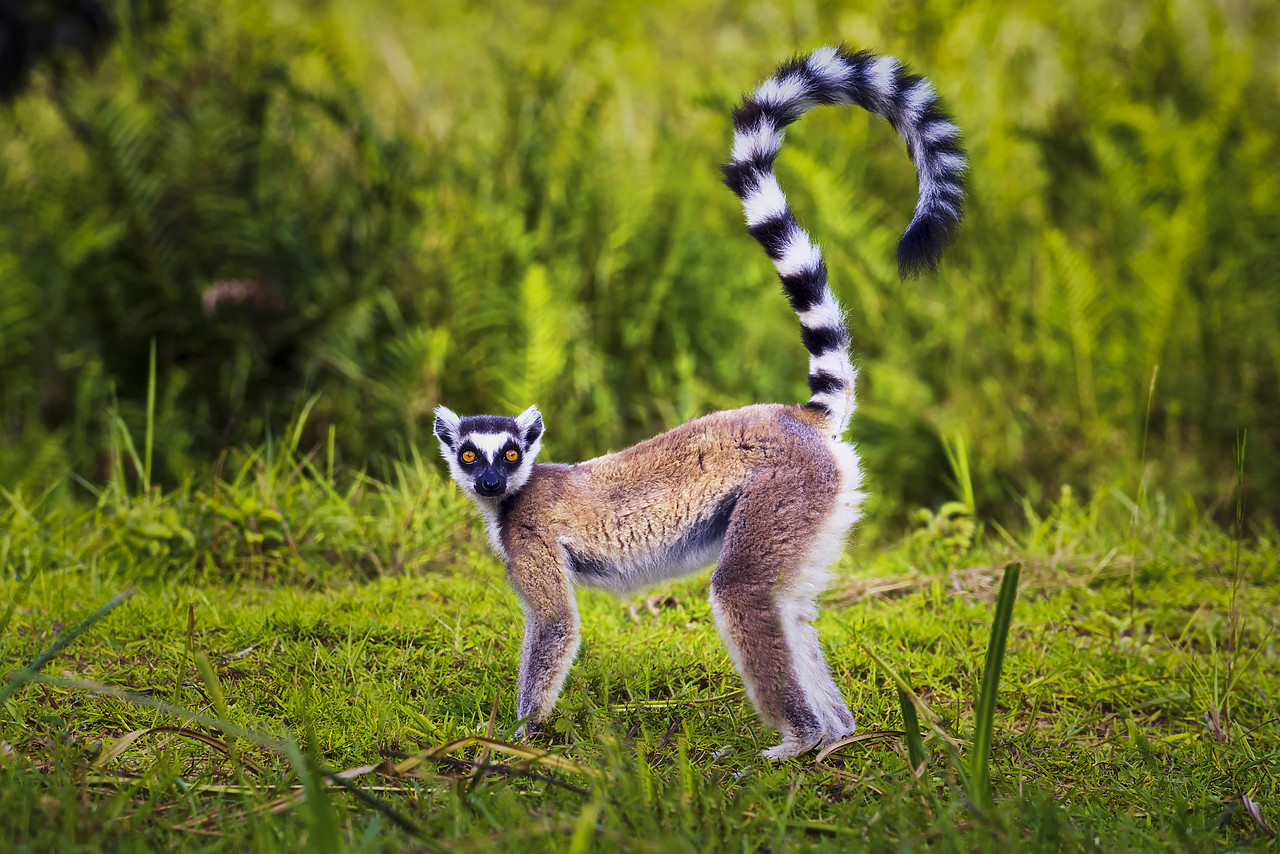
[2,453,1277,851]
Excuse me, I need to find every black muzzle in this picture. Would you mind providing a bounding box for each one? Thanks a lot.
[476,472,506,497]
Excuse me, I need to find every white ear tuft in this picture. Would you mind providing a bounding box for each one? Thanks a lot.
[433,405,462,449]
[515,405,544,446]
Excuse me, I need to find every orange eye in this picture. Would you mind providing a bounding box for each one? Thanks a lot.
[505,449,520,463]
[460,450,476,464]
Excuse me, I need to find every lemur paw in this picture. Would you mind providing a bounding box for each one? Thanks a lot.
[513,720,547,743]
[824,719,858,744]
[760,732,824,761]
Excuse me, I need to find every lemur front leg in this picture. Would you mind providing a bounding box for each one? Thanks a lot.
[507,546,581,738]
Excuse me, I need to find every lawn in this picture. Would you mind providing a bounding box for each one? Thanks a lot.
[2,454,1276,851]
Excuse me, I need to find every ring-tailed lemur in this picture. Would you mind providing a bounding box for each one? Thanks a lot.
[433,45,965,759]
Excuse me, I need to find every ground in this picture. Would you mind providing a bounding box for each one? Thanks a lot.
[1,466,1277,852]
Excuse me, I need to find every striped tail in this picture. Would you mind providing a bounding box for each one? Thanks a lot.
[722,45,967,434]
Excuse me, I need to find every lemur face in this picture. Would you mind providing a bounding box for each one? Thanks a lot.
[432,405,544,502]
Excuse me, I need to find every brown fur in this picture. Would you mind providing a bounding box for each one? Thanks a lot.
[494,403,858,753]
[499,404,833,598]
[709,422,840,738]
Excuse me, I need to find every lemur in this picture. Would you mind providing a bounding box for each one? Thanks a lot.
[433,45,966,759]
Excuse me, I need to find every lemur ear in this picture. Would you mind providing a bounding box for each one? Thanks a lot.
[515,405,544,446]
[433,405,461,450]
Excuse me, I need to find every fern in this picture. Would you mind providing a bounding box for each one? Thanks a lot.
[0,0,1277,526]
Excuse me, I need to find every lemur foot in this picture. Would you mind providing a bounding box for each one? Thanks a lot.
[824,720,858,744]
[761,732,825,761]
[760,718,857,761]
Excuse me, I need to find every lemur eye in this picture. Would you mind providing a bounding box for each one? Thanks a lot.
[460,450,476,464]
[505,449,520,463]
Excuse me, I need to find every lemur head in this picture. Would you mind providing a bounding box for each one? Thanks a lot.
[432,405,544,502]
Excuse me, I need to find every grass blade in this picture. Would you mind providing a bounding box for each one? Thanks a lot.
[567,795,602,854]
[898,688,928,775]
[814,730,908,764]
[941,432,976,511]
[860,640,971,790]
[969,561,1021,810]
[144,337,156,489]
[858,643,941,725]
[0,588,134,705]
[395,735,598,778]
[0,584,23,640]
[283,737,340,854]
[95,726,267,776]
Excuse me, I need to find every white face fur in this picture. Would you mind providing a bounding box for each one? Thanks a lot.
[432,405,544,503]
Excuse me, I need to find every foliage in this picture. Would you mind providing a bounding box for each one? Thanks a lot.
[0,0,1277,527]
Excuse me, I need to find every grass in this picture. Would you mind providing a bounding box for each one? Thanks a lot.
[2,449,1277,852]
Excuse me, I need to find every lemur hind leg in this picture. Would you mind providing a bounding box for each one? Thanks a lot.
[777,589,857,743]
[709,463,857,760]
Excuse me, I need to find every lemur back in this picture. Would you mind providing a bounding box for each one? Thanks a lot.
[433,45,966,759]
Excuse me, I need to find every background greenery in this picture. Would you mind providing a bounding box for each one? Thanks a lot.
[2,3,1278,850]
[2,0,1276,529]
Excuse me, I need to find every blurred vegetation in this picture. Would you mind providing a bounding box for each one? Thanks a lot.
[1,0,1277,531]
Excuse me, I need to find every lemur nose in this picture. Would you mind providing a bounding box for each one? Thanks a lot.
[477,473,504,496]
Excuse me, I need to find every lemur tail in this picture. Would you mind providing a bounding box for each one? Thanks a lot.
[722,46,966,435]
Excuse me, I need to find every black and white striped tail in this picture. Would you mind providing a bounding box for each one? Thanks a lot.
[722,45,966,434]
